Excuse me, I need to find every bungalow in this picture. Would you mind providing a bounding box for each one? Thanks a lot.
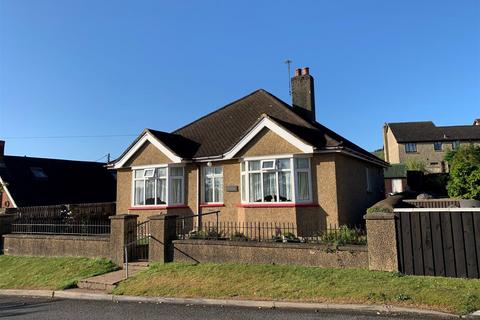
[0,140,116,210]
[112,67,386,231]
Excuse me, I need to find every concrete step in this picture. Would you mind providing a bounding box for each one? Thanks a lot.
[78,263,149,291]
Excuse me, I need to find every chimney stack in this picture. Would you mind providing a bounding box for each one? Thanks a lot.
[291,66,315,121]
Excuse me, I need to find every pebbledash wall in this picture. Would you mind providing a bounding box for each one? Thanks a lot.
[173,240,368,269]
[116,128,384,229]
[2,234,110,258]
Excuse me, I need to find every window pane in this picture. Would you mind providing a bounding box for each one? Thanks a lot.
[156,167,166,178]
[214,166,223,175]
[248,173,262,202]
[171,178,183,204]
[263,172,277,202]
[204,167,214,176]
[134,180,144,205]
[156,178,166,204]
[295,158,309,169]
[134,170,143,179]
[214,176,223,202]
[241,174,246,202]
[170,167,183,177]
[249,161,260,171]
[204,176,213,203]
[145,179,155,204]
[262,160,275,169]
[144,169,155,178]
[278,172,292,202]
[434,142,442,151]
[297,172,310,201]
[278,159,290,170]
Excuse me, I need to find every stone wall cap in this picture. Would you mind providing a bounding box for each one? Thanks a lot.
[149,214,178,220]
[109,214,139,220]
[3,234,110,241]
[364,212,397,220]
[173,239,368,251]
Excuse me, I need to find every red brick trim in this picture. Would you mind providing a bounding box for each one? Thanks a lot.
[200,203,225,208]
[236,203,318,208]
[128,205,189,210]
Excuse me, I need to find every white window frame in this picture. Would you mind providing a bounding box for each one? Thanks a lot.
[240,156,312,204]
[202,166,224,204]
[131,164,184,207]
[405,143,417,153]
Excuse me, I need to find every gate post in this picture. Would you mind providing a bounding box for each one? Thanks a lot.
[365,212,399,272]
[109,214,138,267]
[0,213,16,253]
[149,215,178,263]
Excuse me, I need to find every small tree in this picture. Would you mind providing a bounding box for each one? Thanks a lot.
[446,145,480,200]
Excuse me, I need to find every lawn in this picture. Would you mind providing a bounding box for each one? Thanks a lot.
[113,262,480,315]
[0,256,117,290]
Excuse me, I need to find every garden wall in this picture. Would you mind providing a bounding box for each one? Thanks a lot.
[172,239,368,268]
[3,234,110,258]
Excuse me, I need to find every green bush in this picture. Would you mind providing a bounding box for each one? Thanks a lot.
[446,145,480,200]
[230,232,249,241]
[366,206,393,214]
[315,226,367,246]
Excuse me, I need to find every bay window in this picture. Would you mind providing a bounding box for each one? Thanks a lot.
[133,166,184,206]
[240,157,312,203]
[203,166,223,203]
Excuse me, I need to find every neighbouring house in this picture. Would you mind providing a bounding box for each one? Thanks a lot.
[383,120,480,173]
[0,140,116,210]
[112,67,387,231]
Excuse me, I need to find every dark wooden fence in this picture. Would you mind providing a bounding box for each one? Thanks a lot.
[395,208,480,278]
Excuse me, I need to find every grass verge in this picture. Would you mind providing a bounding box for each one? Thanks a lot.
[0,256,117,290]
[112,263,480,315]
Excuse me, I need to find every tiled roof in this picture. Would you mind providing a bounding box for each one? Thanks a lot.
[172,89,381,162]
[115,89,384,165]
[388,121,480,143]
[0,156,116,207]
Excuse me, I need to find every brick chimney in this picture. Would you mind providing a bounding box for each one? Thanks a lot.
[291,67,315,121]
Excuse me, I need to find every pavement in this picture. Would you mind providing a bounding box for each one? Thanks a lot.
[0,295,461,320]
[0,289,465,319]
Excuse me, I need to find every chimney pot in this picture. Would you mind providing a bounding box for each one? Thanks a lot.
[302,67,310,75]
[294,68,302,77]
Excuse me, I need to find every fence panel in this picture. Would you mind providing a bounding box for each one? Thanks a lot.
[395,208,480,279]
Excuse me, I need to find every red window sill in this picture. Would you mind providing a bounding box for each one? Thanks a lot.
[129,205,189,210]
[236,203,318,208]
[200,203,225,208]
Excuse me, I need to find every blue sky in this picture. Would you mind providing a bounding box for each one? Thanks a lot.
[1,0,479,161]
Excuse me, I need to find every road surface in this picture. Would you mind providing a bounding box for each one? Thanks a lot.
[0,296,453,319]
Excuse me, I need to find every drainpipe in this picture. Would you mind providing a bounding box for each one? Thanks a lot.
[196,164,202,230]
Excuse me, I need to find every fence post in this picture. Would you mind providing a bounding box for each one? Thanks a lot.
[0,213,16,254]
[109,214,138,267]
[149,215,178,263]
[364,212,399,272]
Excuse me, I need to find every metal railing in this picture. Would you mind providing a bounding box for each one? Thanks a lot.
[177,218,366,245]
[11,218,110,235]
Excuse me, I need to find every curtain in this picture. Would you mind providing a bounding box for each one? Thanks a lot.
[156,178,167,204]
[214,176,223,202]
[204,176,213,202]
[134,180,144,205]
[249,173,261,202]
[263,172,277,202]
[171,178,183,204]
[297,172,309,201]
[145,179,155,204]
[278,172,291,202]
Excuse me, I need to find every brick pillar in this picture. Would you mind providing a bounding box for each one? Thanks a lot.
[149,215,178,263]
[365,212,399,272]
[0,214,15,253]
[109,214,138,267]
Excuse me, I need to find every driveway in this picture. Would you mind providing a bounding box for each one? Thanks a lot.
[0,296,453,320]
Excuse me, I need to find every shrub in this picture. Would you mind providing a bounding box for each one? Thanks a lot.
[315,226,366,246]
[446,145,480,200]
[230,232,249,241]
[366,206,393,214]
[405,158,426,172]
